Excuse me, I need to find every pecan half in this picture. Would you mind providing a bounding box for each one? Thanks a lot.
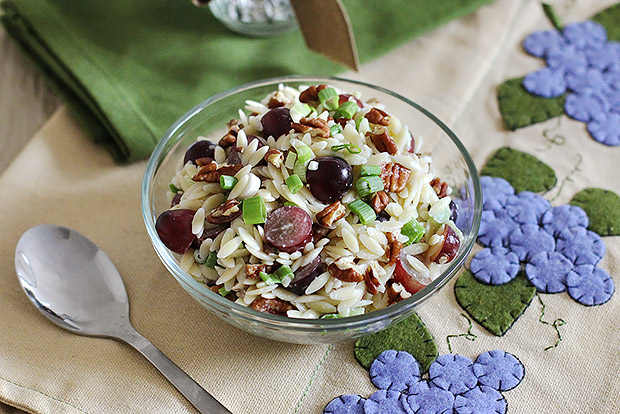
[380,162,411,193]
[264,149,284,167]
[385,232,402,266]
[299,84,328,104]
[316,201,346,227]
[246,263,273,280]
[364,266,381,295]
[207,199,242,224]
[195,157,214,166]
[219,125,240,148]
[367,127,397,155]
[386,282,406,304]
[193,162,243,182]
[370,190,389,213]
[365,107,390,126]
[430,177,449,198]
[292,117,330,138]
[268,97,286,108]
[249,297,293,315]
[328,257,364,282]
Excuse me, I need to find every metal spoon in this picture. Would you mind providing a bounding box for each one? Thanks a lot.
[14,224,232,414]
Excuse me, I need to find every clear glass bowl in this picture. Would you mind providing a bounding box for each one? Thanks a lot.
[141,76,482,344]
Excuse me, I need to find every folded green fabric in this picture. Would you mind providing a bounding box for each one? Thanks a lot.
[1,0,494,162]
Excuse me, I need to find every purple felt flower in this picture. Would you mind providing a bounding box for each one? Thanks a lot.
[472,350,525,392]
[470,247,520,285]
[405,380,455,414]
[604,87,620,114]
[586,41,620,71]
[541,204,589,237]
[604,68,620,91]
[324,395,366,414]
[566,68,609,94]
[429,354,478,395]
[522,30,566,58]
[546,45,588,76]
[480,176,515,212]
[564,90,610,122]
[562,21,607,51]
[566,264,615,306]
[370,350,421,392]
[453,386,507,414]
[523,67,567,98]
[504,192,551,225]
[478,209,519,249]
[587,113,620,146]
[364,390,410,414]
[508,223,555,262]
[556,226,605,266]
[525,251,573,293]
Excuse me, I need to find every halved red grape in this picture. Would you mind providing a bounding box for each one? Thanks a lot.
[227,147,243,164]
[449,200,458,223]
[393,251,431,295]
[306,156,353,203]
[171,192,183,207]
[432,225,460,264]
[264,206,313,253]
[408,132,416,153]
[156,209,196,254]
[183,140,216,165]
[338,94,364,108]
[288,256,324,295]
[261,107,292,139]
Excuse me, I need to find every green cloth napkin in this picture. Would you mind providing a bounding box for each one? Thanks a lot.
[1,0,494,162]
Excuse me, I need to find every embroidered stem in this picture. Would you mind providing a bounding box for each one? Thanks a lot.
[541,117,566,150]
[550,154,583,202]
[446,313,477,354]
[536,292,566,351]
[542,3,564,30]
[294,344,333,413]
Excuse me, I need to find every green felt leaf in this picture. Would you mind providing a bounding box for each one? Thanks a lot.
[570,188,620,236]
[354,313,437,373]
[454,270,536,337]
[497,77,566,130]
[480,147,557,193]
[592,3,620,42]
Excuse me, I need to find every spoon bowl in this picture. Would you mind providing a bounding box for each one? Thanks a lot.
[15,224,231,414]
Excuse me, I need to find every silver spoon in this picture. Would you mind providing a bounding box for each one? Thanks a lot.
[15,224,232,414]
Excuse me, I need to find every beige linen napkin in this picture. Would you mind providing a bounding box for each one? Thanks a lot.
[0,0,619,413]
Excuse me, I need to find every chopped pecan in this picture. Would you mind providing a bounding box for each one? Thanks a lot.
[227,119,240,128]
[370,191,389,213]
[249,297,293,315]
[219,125,240,148]
[327,257,364,282]
[264,149,284,167]
[292,117,330,138]
[386,282,406,304]
[268,97,286,108]
[380,162,411,193]
[207,199,242,224]
[246,263,273,280]
[385,232,402,266]
[364,266,381,295]
[365,107,390,126]
[367,127,397,155]
[195,157,214,166]
[430,177,449,198]
[299,84,328,104]
[316,201,346,227]
[193,162,242,182]
[209,284,235,300]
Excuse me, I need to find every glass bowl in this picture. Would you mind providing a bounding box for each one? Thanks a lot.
[141,76,481,344]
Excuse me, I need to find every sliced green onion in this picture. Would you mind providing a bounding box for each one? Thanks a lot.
[205,251,218,268]
[360,165,381,177]
[401,219,425,245]
[320,314,343,319]
[218,287,231,297]
[284,201,298,207]
[193,249,207,264]
[330,124,343,136]
[331,144,362,154]
[355,176,384,198]
[335,101,360,119]
[169,183,180,194]
[285,151,297,169]
[349,307,365,316]
[274,265,294,281]
[318,87,339,110]
[219,175,238,190]
[428,197,452,224]
[259,271,280,285]
[348,199,376,225]
[355,116,364,130]
[285,174,303,194]
[294,144,313,182]
[242,196,266,225]
[290,102,313,122]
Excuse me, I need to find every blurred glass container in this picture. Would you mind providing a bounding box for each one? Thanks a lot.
[208,0,298,37]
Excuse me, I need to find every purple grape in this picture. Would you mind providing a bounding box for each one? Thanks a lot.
[183,140,216,165]
[306,156,353,203]
[171,192,183,207]
[264,206,313,253]
[227,147,243,164]
[155,209,197,254]
[288,256,324,295]
[261,107,292,139]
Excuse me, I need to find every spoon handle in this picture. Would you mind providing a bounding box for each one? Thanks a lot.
[118,328,232,414]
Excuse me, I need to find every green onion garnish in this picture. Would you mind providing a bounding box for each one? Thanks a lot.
[285,174,303,194]
[320,314,343,319]
[193,250,207,264]
[294,144,313,182]
[284,201,298,207]
[355,116,364,130]
[242,196,267,225]
[285,151,297,169]
[219,175,238,190]
[348,199,376,225]
[205,251,218,268]
[290,102,313,122]
[169,183,180,194]
[401,219,425,245]
[330,124,343,136]
[274,265,294,281]
[218,287,231,297]
[355,176,384,198]
[334,101,359,119]
[318,87,339,110]
[360,165,381,177]
[259,271,279,285]
[331,144,362,154]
